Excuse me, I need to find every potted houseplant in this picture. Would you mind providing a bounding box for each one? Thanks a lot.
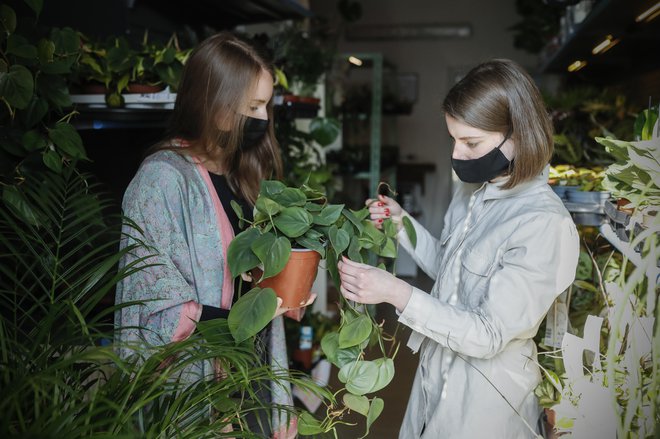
[226,179,417,436]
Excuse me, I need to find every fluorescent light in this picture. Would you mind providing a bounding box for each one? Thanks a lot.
[592,35,620,54]
[567,60,587,72]
[348,56,363,66]
[636,2,660,22]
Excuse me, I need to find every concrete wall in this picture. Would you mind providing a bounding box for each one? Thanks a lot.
[311,0,538,235]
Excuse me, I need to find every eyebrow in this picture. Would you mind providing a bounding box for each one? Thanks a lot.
[448,133,483,140]
[250,98,268,104]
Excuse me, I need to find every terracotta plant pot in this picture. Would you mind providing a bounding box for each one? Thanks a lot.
[125,83,165,94]
[259,248,321,308]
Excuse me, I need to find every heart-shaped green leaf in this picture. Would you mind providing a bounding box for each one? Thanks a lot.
[273,206,312,238]
[272,187,306,207]
[329,225,350,254]
[336,345,361,368]
[43,149,62,173]
[22,130,47,151]
[366,397,384,433]
[20,96,48,128]
[338,360,379,396]
[297,411,325,435]
[37,74,71,108]
[378,237,397,258]
[295,236,325,259]
[347,236,362,262]
[228,287,277,343]
[0,65,33,109]
[343,393,370,417]
[342,209,364,234]
[251,232,291,280]
[48,122,86,159]
[321,332,340,366]
[255,196,282,216]
[260,180,286,198]
[313,203,344,226]
[227,228,260,277]
[339,314,372,348]
[0,5,17,34]
[370,357,395,393]
[402,216,417,249]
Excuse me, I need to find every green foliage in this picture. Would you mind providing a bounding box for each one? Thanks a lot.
[227,180,414,435]
[545,87,639,166]
[0,164,333,437]
[0,3,82,188]
[73,30,190,107]
[509,0,561,54]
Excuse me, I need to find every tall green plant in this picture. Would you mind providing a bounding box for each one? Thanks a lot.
[0,165,333,437]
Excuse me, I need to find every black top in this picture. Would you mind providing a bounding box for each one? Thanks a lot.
[200,171,253,321]
[208,172,253,234]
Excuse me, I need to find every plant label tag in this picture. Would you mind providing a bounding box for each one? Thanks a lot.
[544,291,569,348]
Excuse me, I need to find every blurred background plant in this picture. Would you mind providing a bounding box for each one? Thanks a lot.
[545,86,639,166]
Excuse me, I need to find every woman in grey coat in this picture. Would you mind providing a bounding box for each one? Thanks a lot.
[338,59,579,438]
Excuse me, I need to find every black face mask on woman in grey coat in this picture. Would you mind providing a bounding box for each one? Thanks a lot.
[451,131,512,183]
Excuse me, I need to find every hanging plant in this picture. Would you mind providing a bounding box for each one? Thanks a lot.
[226,180,417,436]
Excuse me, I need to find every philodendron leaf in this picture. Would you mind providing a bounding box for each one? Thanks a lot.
[48,122,86,159]
[342,208,364,234]
[272,187,306,207]
[366,397,384,434]
[295,236,325,259]
[338,360,379,396]
[321,332,340,366]
[297,411,325,436]
[0,65,33,109]
[363,220,386,246]
[230,199,245,229]
[339,314,372,348]
[260,180,286,198]
[22,130,47,151]
[228,287,277,343]
[227,228,261,277]
[378,237,397,258]
[251,232,291,280]
[0,5,17,34]
[329,225,350,254]
[348,236,362,263]
[343,393,370,417]
[336,345,361,368]
[273,206,312,238]
[313,203,344,226]
[402,216,417,249]
[383,218,397,237]
[255,196,282,216]
[370,357,395,393]
[3,185,39,226]
[43,149,62,173]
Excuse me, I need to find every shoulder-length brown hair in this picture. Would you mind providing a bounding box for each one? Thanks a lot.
[442,59,553,189]
[156,32,282,204]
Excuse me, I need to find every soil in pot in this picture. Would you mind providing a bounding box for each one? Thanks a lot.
[258,248,321,308]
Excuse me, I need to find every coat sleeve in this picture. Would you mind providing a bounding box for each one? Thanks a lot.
[398,214,579,359]
[397,214,445,280]
[116,159,203,348]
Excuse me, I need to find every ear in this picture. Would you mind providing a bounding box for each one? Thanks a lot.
[500,138,516,161]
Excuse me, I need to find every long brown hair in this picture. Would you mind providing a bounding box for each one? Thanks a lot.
[157,32,282,204]
[442,59,553,189]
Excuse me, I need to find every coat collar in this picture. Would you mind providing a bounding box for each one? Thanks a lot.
[482,164,550,201]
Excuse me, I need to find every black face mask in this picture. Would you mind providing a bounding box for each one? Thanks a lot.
[451,132,512,183]
[239,116,269,151]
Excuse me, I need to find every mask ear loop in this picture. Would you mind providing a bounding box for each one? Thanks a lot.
[498,126,514,174]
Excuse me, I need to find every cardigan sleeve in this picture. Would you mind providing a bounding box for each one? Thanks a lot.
[116,159,204,348]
